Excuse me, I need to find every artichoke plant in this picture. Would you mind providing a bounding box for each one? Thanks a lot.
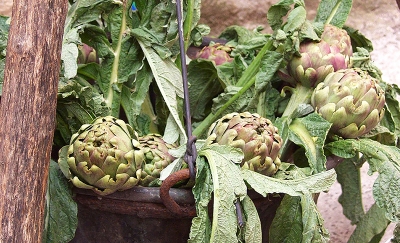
[138,134,178,186]
[311,68,385,138]
[196,43,234,66]
[206,112,282,176]
[58,116,145,196]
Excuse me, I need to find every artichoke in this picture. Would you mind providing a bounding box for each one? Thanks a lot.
[206,112,282,176]
[311,68,385,138]
[58,116,145,195]
[196,43,233,66]
[321,24,353,57]
[138,134,178,186]
[279,39,351,88]
[77,44,98,64]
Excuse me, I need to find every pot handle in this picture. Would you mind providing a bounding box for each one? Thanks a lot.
[160,168,196,217]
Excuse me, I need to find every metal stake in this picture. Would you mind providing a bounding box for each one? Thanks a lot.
[175,0,197,180]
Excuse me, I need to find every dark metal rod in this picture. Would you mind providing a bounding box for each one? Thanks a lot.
[175,0,197,180]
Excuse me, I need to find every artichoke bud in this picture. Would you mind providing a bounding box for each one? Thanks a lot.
[196,43,234,66]
[206,112,282,176]
[77,44,98,64]
[311,68,385,138]
[279,24,353,88]
[321,24,353,57]
[138,134,178,186]
[59,116,145,196]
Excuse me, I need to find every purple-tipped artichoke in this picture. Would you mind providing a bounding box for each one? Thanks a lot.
[58,116,145,195]
[196,43,233,66]
[138,134,178,186]
[279,40,351,88]
[206,112,282,176]
[321,24,353,57]
[311,68,385,138]
[77,44,98,64]
[279,25,353,88]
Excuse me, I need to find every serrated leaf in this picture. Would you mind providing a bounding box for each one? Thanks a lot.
[241,168,336,197]
[187,60,224,121]
[288,113,332,173]
[270,195,303,243]
[315,0,353,28]
[267,1,293,31]
[347,203,390,243]
[197,144,247,243]
[283,6,307,33]
[326,139,400,222]
[270,193,330,243]
[300,193,330,242]
[335,158,365,225]
[138,40,186,143]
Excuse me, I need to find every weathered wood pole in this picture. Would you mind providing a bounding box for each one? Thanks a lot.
[0,0,68,242]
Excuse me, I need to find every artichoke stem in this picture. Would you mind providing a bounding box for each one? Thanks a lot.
[281,85,314,119]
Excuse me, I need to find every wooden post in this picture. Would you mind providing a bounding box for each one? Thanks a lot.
[0,0,68,242]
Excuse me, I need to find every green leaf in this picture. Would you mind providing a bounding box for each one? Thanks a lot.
[267,0,300,31]
[335,158,364,224]
[283,6,307,33]
[270,195,303,243]
[288,113,332,173]
[270,193,330,243]
[120,61,155,135]
[43,161,78,243]
[187,60,224,121]
[242,196,262,243]
[254,52,284,91]
[55,77,110,145]
[299,193,330,242]
[189,156,213,243]
[61,0,117,79]
[241,168,336,197]
[315,0,353,27]
[211,86,254,116]
[137,40,186,143]
[347,203,390,243]
[326,139,400,221]
[197,144,247,243]
[383,83,400,139]
[343,26,374,52]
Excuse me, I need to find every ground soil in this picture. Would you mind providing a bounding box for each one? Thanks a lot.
[1,0,400,242]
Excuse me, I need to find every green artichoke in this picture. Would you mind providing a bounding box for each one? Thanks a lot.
[58,116,145,195]
[321,24,353,57]
[206,112,282,176]
[138,134,178,186]
[279,39,351,88]
[311,68,385,138]
[196,43,233,66]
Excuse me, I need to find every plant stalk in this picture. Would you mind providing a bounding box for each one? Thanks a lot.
[183,0,195,50]
[281,84,313,119]
[106,3,128,116]
[193,40,274,137]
